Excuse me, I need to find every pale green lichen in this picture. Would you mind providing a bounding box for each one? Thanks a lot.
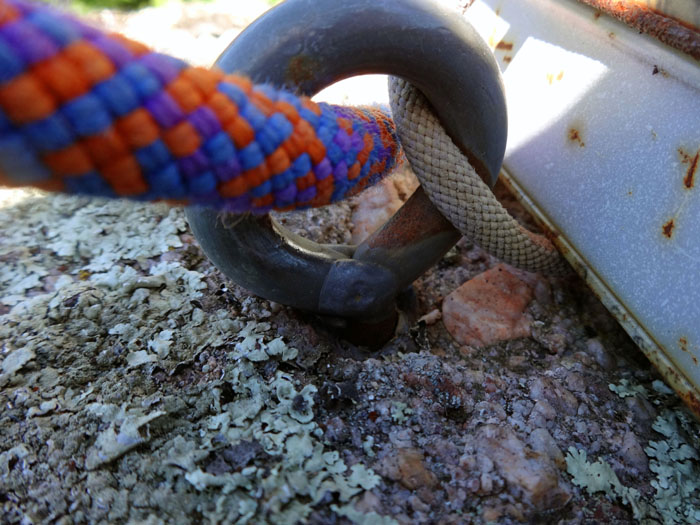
[181,364,384,523]
[565,378,700,524]
[233,322,299,362]
[0,190,185,306]
[85,405,167,470]
[651,380,675,396]
[0,191,389,524]
[565,447,656,521]
[332,504,400,525]
[645,411,700,524]
[0,347,35,378]
[391,401,412,424]
[363,435,377,458]
[0,445,30,478]
[608,378,648,399]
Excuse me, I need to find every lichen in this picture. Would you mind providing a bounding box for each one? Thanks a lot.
[85,405,167,470]
[565,447,655,521]
[391,401,412,424]
[0,190,389,524]
[180,363,384,523]
[565,378,700,524]
[0,347,35,378]
[645,411,700,524]
[332,504,399,525]
[608,378,649,399]
[0,190,185,307]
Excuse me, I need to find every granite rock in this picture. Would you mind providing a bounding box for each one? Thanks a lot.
[442,264,539,347]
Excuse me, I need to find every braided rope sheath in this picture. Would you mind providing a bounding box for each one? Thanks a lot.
[0,0,564,274]
[389,77,567,274]
[0,0,399,213]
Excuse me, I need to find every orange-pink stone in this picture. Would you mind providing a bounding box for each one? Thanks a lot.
[442,264,537,347]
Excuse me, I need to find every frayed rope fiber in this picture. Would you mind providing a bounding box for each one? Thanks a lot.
[0,0,399,213]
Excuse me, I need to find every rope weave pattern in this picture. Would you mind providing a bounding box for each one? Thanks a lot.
[0,0,399,213]
[388,77,567,274]
[0,0,564,275]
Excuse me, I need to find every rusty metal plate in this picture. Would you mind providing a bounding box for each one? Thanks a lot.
[577,0,700,59]
[464,0,700,416]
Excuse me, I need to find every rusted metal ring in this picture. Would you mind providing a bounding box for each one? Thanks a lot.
[186,0,507,336]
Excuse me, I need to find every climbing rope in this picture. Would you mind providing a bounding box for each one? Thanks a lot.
[0,0,564,274]
[0,0,399,213]
[389,78,567,274]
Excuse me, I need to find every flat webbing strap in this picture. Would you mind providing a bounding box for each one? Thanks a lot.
[0,0,399,213]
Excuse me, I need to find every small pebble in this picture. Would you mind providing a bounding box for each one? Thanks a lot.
[586,338,616,371]
[418,308,441,325]
[442,264,537,347]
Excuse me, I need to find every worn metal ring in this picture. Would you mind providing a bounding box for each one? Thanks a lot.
[186,0,507,340]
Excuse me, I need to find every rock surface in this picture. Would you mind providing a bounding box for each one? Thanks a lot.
[376,447,438,492]
[473,424,571,511]
[442,263,539,347]
[350,167,419,244]
[0,2,698,525]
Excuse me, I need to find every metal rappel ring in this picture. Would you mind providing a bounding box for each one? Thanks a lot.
[185,0,507,345]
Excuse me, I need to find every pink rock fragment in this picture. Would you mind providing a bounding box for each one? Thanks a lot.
[442,264,538,347]
[475,424,571,511]
[377,447,437,491]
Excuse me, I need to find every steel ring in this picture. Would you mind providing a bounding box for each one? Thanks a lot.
[185,0,507,334]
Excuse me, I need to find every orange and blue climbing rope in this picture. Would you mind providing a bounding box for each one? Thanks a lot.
[0,0,400,212]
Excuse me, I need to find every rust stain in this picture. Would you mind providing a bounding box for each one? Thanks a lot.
[567,128,585,147]
[593,11,602,20]
[662,219,675,238]
[678,148,698,189]
[608,31,616,39]
[678,382,700,416]
[679,337,698,365]
[364,186,457,250]
[680,389,700,416]
[659,362,700,416]
[540,223,561,245]
[685,153,698,188]
[461,0,477,14]
[576,0,700,60]
[285,55,321,86]
[656,355,700,417]
[503,56,512,64]
[547,71,565,85]
[495,40,514,51]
